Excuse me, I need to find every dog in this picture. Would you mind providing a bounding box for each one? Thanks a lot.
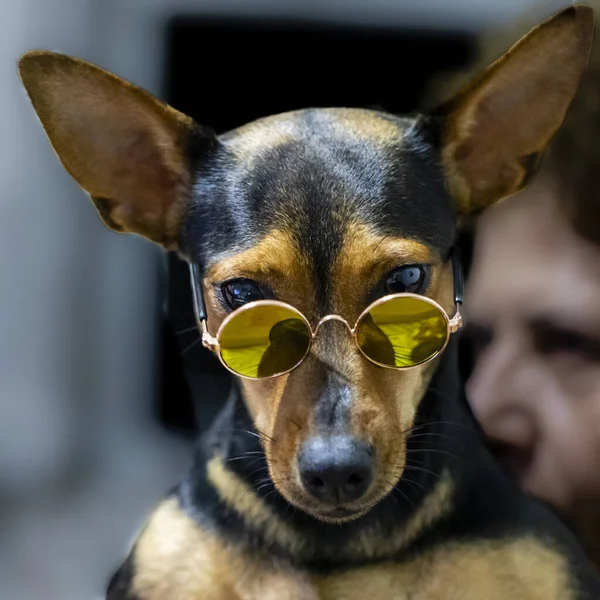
[18,5,600,599]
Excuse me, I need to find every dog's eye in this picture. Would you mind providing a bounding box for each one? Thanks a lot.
[221,279,264,309]
[385,265,428,295]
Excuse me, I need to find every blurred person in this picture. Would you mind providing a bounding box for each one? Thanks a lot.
[425,0,600,570]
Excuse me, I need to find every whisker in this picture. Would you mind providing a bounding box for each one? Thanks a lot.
[400,420,475,438]
[255,429,277,444]
[406,448,459,461]
[253,476,273,488]
[403,464,443,480]
[246,464,270,479]
[400,476,428,492]
[387,491,400,506]
[181,337,202,357]
[218,428,276,445]
[407,432,465,447]
[176,325,199,336]
[391,485,416,508]
[256,481,275,494]
[245,487,278,516]
[397,479,421,502]
[227,451,266,462]
[231,458,266,472]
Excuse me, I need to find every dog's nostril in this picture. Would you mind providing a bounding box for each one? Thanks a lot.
[308,475,326,491]
[298,435,374,505]
[347,473,365,488]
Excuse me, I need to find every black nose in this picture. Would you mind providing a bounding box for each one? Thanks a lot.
[298,436,374,504]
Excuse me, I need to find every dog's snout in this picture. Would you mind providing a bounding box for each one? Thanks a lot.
[298,435,374,504]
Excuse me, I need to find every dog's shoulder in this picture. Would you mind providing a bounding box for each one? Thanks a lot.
[105,494,232,599]
[316,535,588,600]
[105,483,600,600]
[105,493,317,600]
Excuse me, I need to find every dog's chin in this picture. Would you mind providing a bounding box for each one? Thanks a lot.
[278,488,391,525]
[271,464,405,525]
[303,505,372,524]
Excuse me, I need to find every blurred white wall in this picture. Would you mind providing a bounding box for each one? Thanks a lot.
[0,0,568,599]
[0,1,190,599]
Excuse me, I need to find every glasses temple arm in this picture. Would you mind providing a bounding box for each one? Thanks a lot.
[189,262,207,323]
[188,262,220,349]
[447,247,464,333]
[451,247,464,306]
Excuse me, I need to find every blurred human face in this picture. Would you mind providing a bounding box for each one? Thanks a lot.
[466,177,600,516]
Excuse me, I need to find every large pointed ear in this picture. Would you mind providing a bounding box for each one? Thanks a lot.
[439,5,595,216]
[18,51,215,249]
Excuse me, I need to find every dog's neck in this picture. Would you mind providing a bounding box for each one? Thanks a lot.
[181,339,501,569]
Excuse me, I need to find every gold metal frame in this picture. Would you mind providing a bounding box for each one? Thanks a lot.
[199,293,463,380]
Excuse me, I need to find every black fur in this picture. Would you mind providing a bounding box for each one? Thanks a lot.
[180,111,455,303]
[175,340,598,583]
[107,107,600,598]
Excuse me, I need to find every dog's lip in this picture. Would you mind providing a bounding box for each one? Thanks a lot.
[310,504,372,521]
[321,507,360,518]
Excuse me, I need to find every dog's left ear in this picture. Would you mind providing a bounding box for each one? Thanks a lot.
[439,5,594,216]
[18,51,215,249]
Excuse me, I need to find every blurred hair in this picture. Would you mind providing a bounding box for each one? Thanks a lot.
[423,0,600,245]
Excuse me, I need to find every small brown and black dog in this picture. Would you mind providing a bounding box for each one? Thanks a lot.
[18,5,600,599]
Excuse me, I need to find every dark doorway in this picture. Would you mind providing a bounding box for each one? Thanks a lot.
[157,15,475,438]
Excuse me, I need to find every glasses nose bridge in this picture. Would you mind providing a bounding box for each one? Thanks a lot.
[312,314,354,338]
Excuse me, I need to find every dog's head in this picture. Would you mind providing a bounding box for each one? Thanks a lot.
[18,7,593,522]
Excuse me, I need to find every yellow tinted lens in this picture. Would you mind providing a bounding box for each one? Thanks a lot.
[219,304,311,378]
[356,296,448,367]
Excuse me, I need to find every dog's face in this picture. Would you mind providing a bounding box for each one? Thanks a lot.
[18,6,593,522]
[193,108,457,521]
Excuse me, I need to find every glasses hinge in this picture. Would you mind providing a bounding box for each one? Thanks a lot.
[200,321,219,350]
[449,305,463,333]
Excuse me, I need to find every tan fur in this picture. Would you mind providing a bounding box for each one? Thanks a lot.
[203,225,320,519]
[224,115,297,166]
[203,228,315,449]
[206,455,309,557]
[132,498,318,600]
[330,221,439,321]
[441,6,594,216]
[18,51,195,248]
[133,498,238,600]
[203,223,457,524]
[316,537,575,600]
[206,452,453,564]
[223,107,405,158]
[17,11,596,599]
[319,108,405,144]
[342,468,454,561]
[131,497,574,600]
[205,228,314,322]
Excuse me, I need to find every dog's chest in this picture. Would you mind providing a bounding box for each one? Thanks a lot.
[128,498,576,600]
[309,539,574,600]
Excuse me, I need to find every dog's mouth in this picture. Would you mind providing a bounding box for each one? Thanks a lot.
[267,436,407,524]
[272,480,384,524]
[282,468,405,524]
[316,505,367,521]
[300,502,374,524]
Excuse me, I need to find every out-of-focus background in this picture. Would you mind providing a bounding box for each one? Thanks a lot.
[0,1,568,598]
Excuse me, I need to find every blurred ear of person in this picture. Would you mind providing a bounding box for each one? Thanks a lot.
[422,0,600,247]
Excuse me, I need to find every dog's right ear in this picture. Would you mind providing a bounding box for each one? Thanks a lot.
[18,51,215,250]
[438,5,594,217]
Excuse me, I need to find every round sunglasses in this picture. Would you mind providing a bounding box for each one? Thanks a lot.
[189,252,463,380]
